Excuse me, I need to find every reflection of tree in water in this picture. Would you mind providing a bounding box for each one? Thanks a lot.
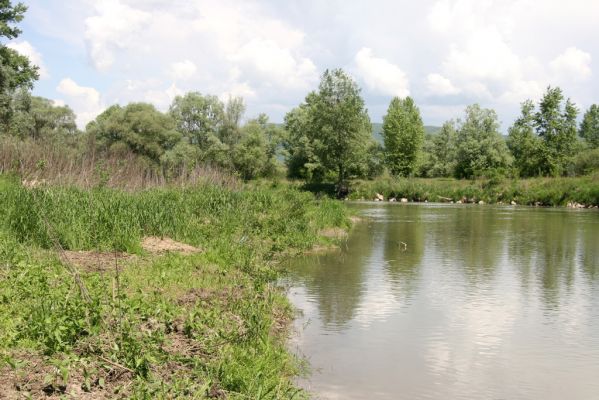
[382,205,424,300]
[426,207,505,285]
[579,217,599,281]
[506,209,597,309]
[288,219,375,329]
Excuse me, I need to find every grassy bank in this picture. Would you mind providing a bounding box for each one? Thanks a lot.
[0,175,349,399]
[344,175,599,207]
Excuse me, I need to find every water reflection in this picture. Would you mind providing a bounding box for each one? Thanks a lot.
[285,204,599,400]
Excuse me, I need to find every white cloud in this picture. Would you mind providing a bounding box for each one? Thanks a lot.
[85,0,151,71]
[354,47,410,97]
[168,60,197,81]
[82,0,317,99]
[426,73,460,96]
[550,47,592,81]
[7,41,49,79]
[233,39,317,90]
[56,78,104,127]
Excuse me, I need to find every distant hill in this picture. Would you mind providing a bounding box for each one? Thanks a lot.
[372,123,441,143]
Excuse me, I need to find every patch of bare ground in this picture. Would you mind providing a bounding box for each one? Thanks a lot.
[141,237,201,255]
[0,351,132,399]
[60,251,135,273]
[176,286,245,307]
[317,227,347,239]
[349,216,362,224]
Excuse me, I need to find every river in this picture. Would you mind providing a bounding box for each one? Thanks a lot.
[284,203,599,400]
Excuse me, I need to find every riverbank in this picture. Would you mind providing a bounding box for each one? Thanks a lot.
[0,176,349,399]
[344,175,599,208]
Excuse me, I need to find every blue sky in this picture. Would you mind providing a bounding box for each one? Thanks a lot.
[8,0,599,129]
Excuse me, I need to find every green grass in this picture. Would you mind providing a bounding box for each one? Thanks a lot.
[0,175,349,398]
[345,175,599,207]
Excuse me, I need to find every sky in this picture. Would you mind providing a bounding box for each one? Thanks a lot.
[8,0,599,129]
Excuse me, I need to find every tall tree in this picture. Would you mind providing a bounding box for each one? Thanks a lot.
[426,121,457,177]
[580,104,599,149]
[0,1,39,130]
[534,86,578,175]
[507,100,544,177]
[508,87,580,176]
[454,104,512,179]
[284,69,372,185]
[382,96,425,177]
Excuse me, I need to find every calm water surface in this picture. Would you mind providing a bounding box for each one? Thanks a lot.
[284,203,599,400]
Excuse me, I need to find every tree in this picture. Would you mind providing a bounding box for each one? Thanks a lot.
[284,69,372,186]
[507,100,544,177]
[580,104,599,149]
[534,86,578,175]
[424,121,458,177]
[0,1,39,130]
[454,104,512,179]
[382,96,425,176]
[4,91,77,139]
[283,102,321,180]
[169,92,224,147]
[507,87,580,176]
[220,96,246,146]
[87,103,182,164]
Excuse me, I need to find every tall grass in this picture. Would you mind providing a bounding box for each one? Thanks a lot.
[0,176,348,398]
[0,135,238,190]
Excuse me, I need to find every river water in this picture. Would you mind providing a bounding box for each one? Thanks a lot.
[284,203,599,400]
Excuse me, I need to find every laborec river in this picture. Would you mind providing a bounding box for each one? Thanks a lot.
[284,203,599,400]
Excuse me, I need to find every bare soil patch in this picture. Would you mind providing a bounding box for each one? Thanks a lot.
[141,237,201,255]
[60,251,135,273]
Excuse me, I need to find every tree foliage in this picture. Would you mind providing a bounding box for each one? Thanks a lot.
[382,96,424,177]
[0,1,39,130]
[508,87,579,176]
[580,104,599,149]
[169,92,224,147]
[422,121,457,177]
[87,103,182,164]
[283,69,372,185]
[454,104,512,179]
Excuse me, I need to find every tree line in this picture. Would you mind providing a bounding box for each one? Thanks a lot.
[1,2,598,186]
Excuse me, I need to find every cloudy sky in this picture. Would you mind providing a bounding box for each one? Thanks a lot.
[10,0,599,128]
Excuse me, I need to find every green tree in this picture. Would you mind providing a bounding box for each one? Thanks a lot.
[534,86,578,175]
[231,120,271,180]
[284,69,372,186]
[382,96,425,176]
[0,1,39,130]
[87,103,182,164]
[283,102,321,180]
[580,104,599,149]
[220,96,245,146]
[507,100,544,177]
[424,121,458,177]
[508,87,580,176]
[5,91,77,138]
[169,92,224,147]
[454,104,512,179]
